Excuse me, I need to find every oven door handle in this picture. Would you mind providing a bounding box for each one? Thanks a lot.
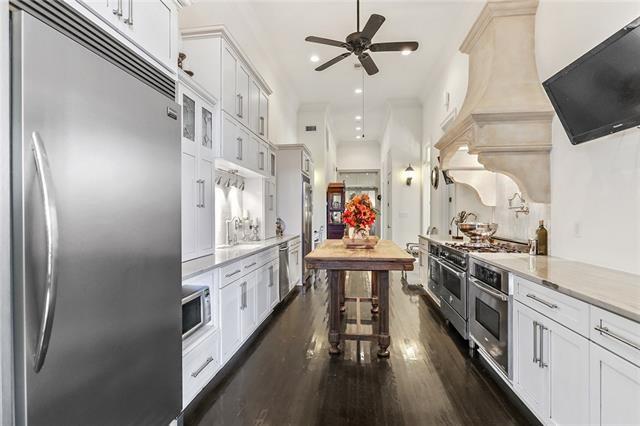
[437,259,466,278]
[470,277,508,302]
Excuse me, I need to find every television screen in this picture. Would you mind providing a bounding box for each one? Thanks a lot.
[543,18,640,144]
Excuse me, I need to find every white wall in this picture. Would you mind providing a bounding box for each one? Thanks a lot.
[297,104,338,238]
[336,142,381,170]
[179,3,299,145]
[422,1,640,273]
[380,100,423,248]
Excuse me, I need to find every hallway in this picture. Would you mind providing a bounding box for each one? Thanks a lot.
[186,272,530,425]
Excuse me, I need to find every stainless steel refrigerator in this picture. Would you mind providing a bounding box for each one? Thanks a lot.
[11,8,181,425]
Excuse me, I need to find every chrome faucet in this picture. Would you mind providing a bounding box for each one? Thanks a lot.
[508,192,530,218]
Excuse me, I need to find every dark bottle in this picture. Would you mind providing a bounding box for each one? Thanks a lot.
[536,220,548,255]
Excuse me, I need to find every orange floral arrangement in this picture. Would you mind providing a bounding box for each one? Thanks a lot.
[342,193,377,231]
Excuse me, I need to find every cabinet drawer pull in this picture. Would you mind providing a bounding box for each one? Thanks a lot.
[191,356,214,378]
[236,94,242,118]
[244,262,257,269]
[595,325,640,351]
[526,293,558,309]
[532,321,539,364]
[259,116,265,135]
[225,269,241,278]
[538,324,547,368]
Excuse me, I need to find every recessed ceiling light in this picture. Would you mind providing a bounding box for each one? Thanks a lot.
[356,135,361,139]
[355,126,362,131]
[401,49,412,56]
[354,88,362,94]
[355,115,362,121]
[310,55,320,63]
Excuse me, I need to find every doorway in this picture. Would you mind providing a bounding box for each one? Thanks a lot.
[336,170,380,236]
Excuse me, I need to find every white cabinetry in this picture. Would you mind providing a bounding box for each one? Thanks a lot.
[590,342,640,425]
[70,0,179,74]
[179,76,218,262]
[264,179,277,239]
[239,272,257,340]
[181,27,274,175]
[220,278,242,363]
[513,300,590,425]
[288,238,302,290]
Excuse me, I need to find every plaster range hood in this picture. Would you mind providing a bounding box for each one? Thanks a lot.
[435,0,554,203]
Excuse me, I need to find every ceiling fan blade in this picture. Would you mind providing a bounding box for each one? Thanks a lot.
[369,41,419,52]
[315,52,352,71]
[305,36,348,48]
[360,14,385,40]
[358,53,379,76]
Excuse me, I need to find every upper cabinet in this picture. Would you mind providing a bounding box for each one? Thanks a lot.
[68,0,181,76]
[181,26,274,176]
[179,71,218,262]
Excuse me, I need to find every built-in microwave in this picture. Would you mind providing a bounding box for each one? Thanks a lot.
[182,284,211,340]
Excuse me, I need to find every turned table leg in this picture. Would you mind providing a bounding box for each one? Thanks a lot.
[377,270,390,358]
[339,271,346,313]
[370,271,379,314]
[328,270,341,355]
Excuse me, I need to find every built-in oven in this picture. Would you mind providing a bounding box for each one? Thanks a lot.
[182,284,212,340]
[468,258,511,378]
[437,245,469,338]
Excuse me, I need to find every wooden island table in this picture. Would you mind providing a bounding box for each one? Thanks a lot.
[305,239,415,357]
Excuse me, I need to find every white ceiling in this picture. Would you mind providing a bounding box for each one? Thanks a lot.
[245,1,483,144]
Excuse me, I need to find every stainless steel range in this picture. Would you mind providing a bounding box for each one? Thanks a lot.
[428,239,527,367]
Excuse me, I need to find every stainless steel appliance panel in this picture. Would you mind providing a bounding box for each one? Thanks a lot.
[438,258,467,319]
[12,12,181,425]
[469,277,510,376]
[279,243,290,301]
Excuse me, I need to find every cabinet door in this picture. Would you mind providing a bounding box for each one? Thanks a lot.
[240,272,257,340]
[181,148,197,261]
[81,0,118,24]
[255,265,270,323]
[265,180,276,239]
[197,156,214,255]
[513,301,549,419]
[257,141,267,174]
[236,64,250,126]
[269,149,276,178]
[222,45,237,116]
[268,262,279,309]
[222,114,241,164]
[128,0,173,66]
[220,281,242,363]
[242,133,258,172]
[181,91,198,261]
[249,80,261,134]
[259,91,268,139]
[590,342,640,425]
[546,319,589,425]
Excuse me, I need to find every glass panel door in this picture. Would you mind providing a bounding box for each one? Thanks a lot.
[182,94,195,141]
[201,106,212,149]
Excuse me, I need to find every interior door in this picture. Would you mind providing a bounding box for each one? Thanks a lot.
[385,170,392,240]
[13,12,181,425]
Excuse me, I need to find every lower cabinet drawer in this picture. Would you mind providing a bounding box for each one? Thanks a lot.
[182,331,220,408]
[513,274,590,337]
[590,305,640,366]
[220,261,245,288]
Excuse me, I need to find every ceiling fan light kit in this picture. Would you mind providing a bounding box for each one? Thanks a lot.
[305,0,419,75]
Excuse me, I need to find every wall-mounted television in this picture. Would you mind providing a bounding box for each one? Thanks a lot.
[543,17,640,145]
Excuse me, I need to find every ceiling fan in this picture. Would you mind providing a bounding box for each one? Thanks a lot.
[304,0,419,75]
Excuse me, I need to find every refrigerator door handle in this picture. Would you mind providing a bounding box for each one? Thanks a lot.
[31,131,60,373]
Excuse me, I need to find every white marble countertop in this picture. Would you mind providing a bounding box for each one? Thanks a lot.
[419,234,467,245]
[182,234,300,280]
[469,252,640,323]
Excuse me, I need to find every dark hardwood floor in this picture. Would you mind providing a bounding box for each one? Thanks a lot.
[186,271,532,426]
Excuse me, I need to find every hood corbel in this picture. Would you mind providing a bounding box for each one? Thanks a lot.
[435,0,554,203]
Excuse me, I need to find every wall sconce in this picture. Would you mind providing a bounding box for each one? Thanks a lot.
[404,164,415,186]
